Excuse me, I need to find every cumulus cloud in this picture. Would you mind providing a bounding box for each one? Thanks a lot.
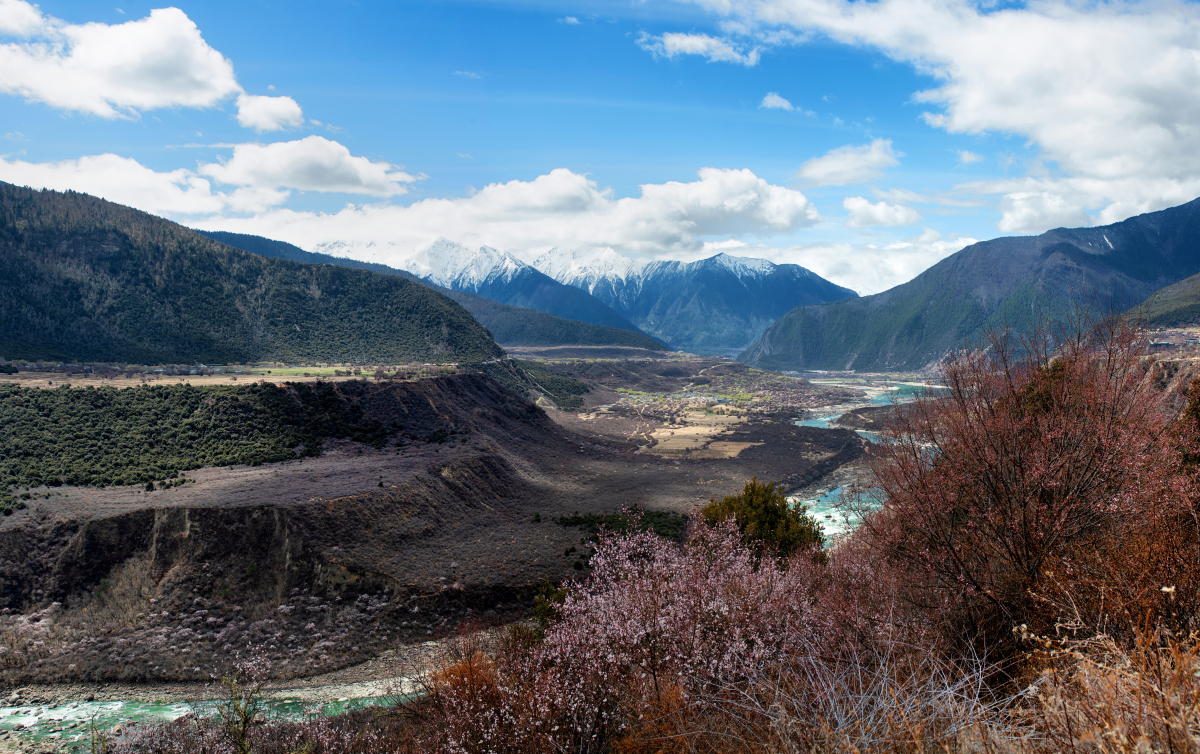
[843,196,921,227]
[760,92,793,110]
[0,137,423,216]
[0,0,44,35]
[198,136,420,196]
[0,2,309,135]
[993,191,1090,234]
[796,139,900,186]
[954,174,1200,234]
[637,32,760,66]
[0,4,239,117]
[235,93,304,132]
[957,150,983,165]
[560,16,581,24]
[674,0,1200,232]
[691,228,975,294]
[189,167,819,263]
[0,152,258,215]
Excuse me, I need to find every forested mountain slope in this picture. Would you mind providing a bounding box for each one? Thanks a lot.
[0,183,502,364]
[198,230,668,351]
[741,198,1200,371]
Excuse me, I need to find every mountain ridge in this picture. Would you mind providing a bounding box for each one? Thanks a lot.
[0,183,503,364]
[197,230,669,352]
[534,248,858,353]
[314,238,645,335]
[740,197,1200,372]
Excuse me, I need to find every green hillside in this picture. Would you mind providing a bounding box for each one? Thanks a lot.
[742,198,1200,371]
[1136,272,1200,326]
[0,184,503,364]
[197,230,669,351]
[0,380,397,513]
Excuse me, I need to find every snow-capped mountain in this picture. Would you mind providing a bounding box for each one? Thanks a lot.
[534,249,857,353]
[314,238,646,335]
[533,246,644,290]
[399,239,530,290]
[312,238,855,353]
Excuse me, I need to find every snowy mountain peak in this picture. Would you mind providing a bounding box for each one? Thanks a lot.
[533,246,643,288]
[704,253,777,277]
[406,238,530,288]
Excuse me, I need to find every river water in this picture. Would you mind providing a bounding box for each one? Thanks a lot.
[0,694,400,749]
[788,382,940,538]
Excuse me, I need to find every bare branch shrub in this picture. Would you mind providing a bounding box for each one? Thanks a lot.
[862,313,1191,651]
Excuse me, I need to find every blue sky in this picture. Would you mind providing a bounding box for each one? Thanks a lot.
[4,0,1200,294]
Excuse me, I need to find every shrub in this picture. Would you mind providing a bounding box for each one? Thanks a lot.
[862,316,1191,651]
[419,521,822,753]
[702,477,824,557]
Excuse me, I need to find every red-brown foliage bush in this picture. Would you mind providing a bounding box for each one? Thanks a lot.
[862,316,1197,652]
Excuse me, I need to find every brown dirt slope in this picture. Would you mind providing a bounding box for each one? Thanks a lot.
[0,374,863,683]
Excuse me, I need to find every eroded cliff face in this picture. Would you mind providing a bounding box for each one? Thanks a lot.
[0,375,582,682]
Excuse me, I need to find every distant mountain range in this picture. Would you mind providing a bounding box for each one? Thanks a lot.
[0,184,502,364]
[533,248,858,353]
[301,237,854,354]
[316,238,644,335]
[198,231,668,352]
[741,197,1200,372]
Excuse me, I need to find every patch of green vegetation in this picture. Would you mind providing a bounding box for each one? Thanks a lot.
[516,360,590,410]
[557,507,688,542]
[702,477,824,558]
[462,359,590,410]
[0,183,503,365]
[0,381,394,514]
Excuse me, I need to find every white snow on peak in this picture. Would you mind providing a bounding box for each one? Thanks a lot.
[533,247,646,291]
[705,253,776,276]
[314,239,783,291]
[400,238,530,288]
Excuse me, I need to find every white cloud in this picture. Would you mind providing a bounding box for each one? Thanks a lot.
[0,137,423,216]
[760,92,793,110]
[954,174,1200,234]
[191,167,819,262]
[0,152,235,215]
[957,150,983,165]
[235,93,304,132]
[675,0,1200,233]
[843,196,921,227]
[637,32,760,66]
[993,191,1090,234]
[198,136,420,196]
[560,16,581,24]
[689,228,975,294]
[0,4,239,117]
[795,139,900,186]
[453,70,481,79]
[0,0,44,35]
